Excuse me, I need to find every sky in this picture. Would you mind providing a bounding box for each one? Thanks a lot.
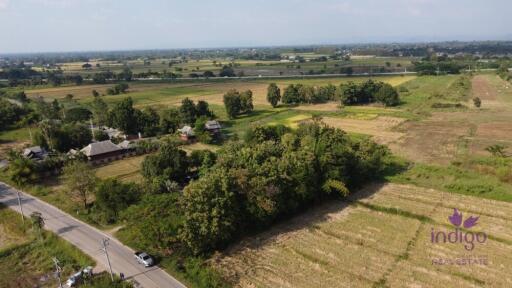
[0,0,510,53]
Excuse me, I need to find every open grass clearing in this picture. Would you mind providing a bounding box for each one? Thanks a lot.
[94,155,147,183]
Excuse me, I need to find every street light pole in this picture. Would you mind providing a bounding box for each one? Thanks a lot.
[101,238,114,282]
[16,190,25,224]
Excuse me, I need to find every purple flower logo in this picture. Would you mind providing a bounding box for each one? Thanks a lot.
[463,216,480,229]
[448,208,479,229]
[448,208,463,227]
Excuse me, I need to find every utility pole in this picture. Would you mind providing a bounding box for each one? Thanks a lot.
[90,118,95,141]
[16,190,25,224]
[53,257,63,288]
[101,238,114,282]
[28,127,33,143]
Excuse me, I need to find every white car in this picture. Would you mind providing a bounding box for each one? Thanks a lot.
[65,266,93,287]
[134,252,154,267]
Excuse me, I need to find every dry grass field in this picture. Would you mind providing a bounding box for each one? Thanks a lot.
[94,154,147,183]
[214,183,512,288]
[390,74,512,163]
[322,116,406,145]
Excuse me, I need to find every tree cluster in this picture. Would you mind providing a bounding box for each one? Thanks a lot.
[223,89,253,118]
[0,98,29,131]
[181,121,390,254]
[106,83,129,95]
[413,61,463,75]
[338,80,400,107]
[281,83,338,104]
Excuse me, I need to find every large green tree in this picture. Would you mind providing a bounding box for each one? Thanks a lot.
[95,179,140,223]
[266,83,281,107]
[179,98,197,125]
[181,170,239,255]
[63,161,96,210]
[223,89,241,119]
[141,142,189,183]
[108,97,138,134]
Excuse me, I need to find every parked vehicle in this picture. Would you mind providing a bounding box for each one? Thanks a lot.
[65,266,93,287]
[134,252,154,267]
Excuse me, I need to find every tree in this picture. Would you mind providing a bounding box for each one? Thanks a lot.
[375,83,400,106]
[266,83,281,107]
[180,170,239,255]
[108,97,138,134]
[160,108,182,134]
[7,151,39,185]
[282,84,299,104]
[95,179,140,223]
[219,65,236,77]
[240,90,254,113]
[179,98,197,124]
[122,194,183,251]
[223,89,241,119]
[118,67,133,81]
[93,130,110,141]
[90,96,109,126]
[63,161,96,210]
[194,116,212,144]
[138,107,160,137]
[92,73,107,84]
[473,97,482,108]
[203,71,215,78]
[196,100,213,118]
[54,123,92,152]
[30,211,45,240]
[297,85,315,103]
[141,143,189,183]
[64,107,92,123]
[0,99,27,131]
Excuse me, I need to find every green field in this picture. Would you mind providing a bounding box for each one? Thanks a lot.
[43,56,414,78]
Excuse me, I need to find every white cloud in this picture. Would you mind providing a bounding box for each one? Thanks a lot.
[0,0,10,10]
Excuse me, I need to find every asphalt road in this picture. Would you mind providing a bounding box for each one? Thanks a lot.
[0,182,186,288]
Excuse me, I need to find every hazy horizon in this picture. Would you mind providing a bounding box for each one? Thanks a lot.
[0,0,510,54]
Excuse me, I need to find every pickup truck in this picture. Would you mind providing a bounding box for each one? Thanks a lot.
[134,252,154,267]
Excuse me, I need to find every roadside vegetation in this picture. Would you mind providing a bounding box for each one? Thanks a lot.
[0,204,95,288]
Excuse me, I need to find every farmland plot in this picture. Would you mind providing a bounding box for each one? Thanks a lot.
[215,183,512,288]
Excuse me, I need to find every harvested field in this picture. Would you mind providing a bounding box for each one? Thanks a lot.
[472,75,498,101]
[322,116,406,145]
[390,113,473,164]
[215,183,512,288]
